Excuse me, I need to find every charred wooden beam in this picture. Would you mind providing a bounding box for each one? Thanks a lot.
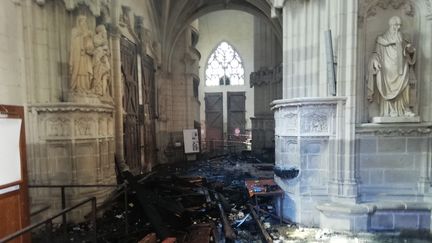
[214,193,236,240]
[248,204,273,243]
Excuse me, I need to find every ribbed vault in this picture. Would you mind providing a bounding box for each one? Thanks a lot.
[150,0,281,72]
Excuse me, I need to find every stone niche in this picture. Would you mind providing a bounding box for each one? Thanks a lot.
[29,103,116,221]
[272,97,342,226]
[357,0,432,123]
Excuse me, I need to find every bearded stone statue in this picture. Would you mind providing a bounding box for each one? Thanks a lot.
[367,16,417,119]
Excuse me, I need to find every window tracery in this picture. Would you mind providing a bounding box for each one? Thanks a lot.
[205,42,245,86]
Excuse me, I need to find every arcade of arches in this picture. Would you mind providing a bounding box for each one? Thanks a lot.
[2,0,432,237]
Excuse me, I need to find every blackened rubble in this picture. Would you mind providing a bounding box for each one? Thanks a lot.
[30,154,432,243]
[31,154,285,243]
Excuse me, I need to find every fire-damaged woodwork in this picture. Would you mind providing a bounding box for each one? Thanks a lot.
[248,204,273,243]
[121,37,142,173]
[29,156,288,242]
[140,55,157,171]
[122,171,176,241]
[214,193,236,240]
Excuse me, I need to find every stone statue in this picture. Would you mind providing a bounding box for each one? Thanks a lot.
[70,15,94,94]
[367,16,416,118]
[92,25,111,97]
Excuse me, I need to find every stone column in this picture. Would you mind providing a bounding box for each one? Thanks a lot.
[251,15,282,157]
[271,0,359,227]
[110,0,125,169]
[330,0,358,202]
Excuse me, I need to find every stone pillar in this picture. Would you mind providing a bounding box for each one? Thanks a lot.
[251,15,282,157]
[110,0,125,169]
[332,0,358,202]
[271,0,359,227]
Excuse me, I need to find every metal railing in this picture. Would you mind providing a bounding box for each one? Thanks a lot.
[29,184,119,225]
[202,139,248,155]
[1,183,130,243]
[0,197,97,243]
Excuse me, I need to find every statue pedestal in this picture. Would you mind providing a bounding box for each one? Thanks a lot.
[29,103,116,221]
[372,116,420,123]
[67,92,101,104]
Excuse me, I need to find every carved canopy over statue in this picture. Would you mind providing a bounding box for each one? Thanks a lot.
[367,16,416,118]
[69,15,112,98]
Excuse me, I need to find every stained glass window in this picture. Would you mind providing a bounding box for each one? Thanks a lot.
[205,42,245,86]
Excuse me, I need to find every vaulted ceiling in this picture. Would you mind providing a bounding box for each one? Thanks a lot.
[148,0,281,71]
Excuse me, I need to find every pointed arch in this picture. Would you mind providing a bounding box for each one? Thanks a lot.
[205,41,245,86]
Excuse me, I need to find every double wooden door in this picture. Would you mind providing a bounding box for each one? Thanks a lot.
[205,92,246,143]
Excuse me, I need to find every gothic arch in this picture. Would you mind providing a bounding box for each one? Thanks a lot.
[157,0,281,72]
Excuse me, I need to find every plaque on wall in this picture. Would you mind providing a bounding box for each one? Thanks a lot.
[183,129,200,154]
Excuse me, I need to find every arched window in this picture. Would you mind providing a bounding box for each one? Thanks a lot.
[205,42,245,86]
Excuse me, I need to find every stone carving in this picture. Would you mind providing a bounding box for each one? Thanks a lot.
[250,64,282,87]
[358,0,415,26]
[367,16,417,118]
[357,122,432,136]
[282,138,297,153]
[107,118,114,136]
[119,6,132,27]
[92,25,111,97]
[301,113,328,133]
[70,15,94,94]
[376,128,432,136]
[31,103,114,113]
[75,118,94,136]
[376,0,406,10]
[34,0,109,16]
[361,0,414,17]
[69,15,113,100]
[98,118,106,136]
[46,118,71,137]
[64,0,109,16]
[283,113,297,130]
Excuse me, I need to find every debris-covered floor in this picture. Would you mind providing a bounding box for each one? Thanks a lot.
[31,153,432,243]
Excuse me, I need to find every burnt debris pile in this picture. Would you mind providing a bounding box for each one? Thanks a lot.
[32,155,289,243]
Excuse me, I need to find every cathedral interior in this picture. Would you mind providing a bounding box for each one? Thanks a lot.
[1,0,432,242]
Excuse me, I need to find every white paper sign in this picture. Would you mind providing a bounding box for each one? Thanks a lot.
[0,118,22,185]
[183,129,200,154]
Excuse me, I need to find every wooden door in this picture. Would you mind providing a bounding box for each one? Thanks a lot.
[0,105,30,243]
[121,37,141,173]
[227,92,246,142]
[205,93,223,142]
[140,55,157,170]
